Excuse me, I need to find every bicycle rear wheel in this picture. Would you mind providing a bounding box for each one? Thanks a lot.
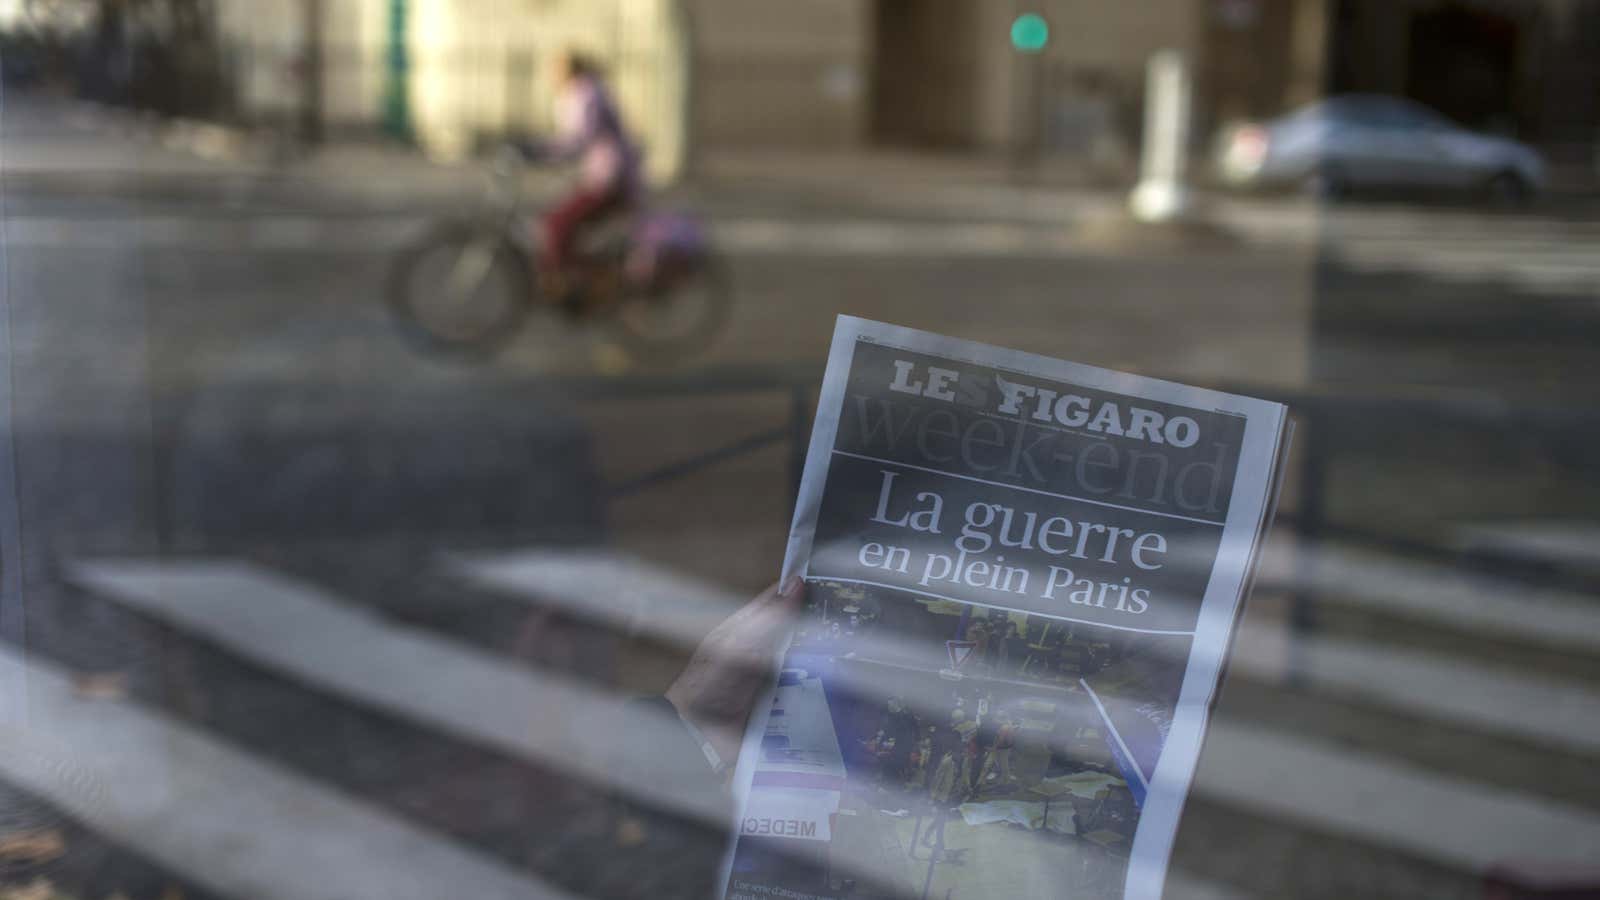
[606,253,732,365]
[386,221,532,358]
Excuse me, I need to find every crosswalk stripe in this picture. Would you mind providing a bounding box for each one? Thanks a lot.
[443,548,743,650]
[62,557,1152,896]
[0,645,571,900]
[6,211,1598,295]
[1215,204,1600,296]
[66,559,729,825]
[1221,202,1600,234]
[1336,248,1600,275]
[1337,241,1600,263]
[1162,873,1248,900]
[1230,624,1600,753]
[1454,521,1600,575]
[1,216,1090,258]
[1333,258,1596,290]
[1308,236,1597,269]
[453,546,1600,753]
[1326,222,1600,238]
[1505,268,1600,286]
[65,554,1600,885]
[0,216,419,251]
[713,220,1081,257]
[1260,540,1600,655]
[0,215,1077,256]
[1196,719,1600,871]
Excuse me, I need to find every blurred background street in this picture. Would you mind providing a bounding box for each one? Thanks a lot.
[2,0,1598,898]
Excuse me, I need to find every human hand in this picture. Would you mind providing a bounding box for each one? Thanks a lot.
[664,576,805,767]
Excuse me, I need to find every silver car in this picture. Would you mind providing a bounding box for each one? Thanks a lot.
[1215,94,1546,202]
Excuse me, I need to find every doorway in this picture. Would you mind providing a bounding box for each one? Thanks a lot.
[1406,4,1520,132]
[869,0,983,147]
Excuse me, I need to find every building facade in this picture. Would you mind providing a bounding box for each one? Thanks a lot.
[1326,0,1600,163]
[689,0,1332,164]
[213,0,690,179]
[202,0,1592,178]
[208,0,1309,172]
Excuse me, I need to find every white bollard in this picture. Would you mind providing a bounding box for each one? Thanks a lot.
[1130,50,1194,224]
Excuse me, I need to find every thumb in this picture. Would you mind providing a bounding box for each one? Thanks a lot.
[775,575,805,608]
[743,576,804,641]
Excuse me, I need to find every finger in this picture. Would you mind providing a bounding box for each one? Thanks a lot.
[746,580,804,639]
[776,575,805,608]
[704,579,804,651]
[725,579,795,627]
[719,583,778,627]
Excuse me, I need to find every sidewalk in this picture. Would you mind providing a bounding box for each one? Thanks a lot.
[696,147,1125,221]
[1,91,1129,223]
[8,91,1597,224]
[0,92,513,209]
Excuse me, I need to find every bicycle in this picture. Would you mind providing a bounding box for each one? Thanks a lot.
[386,151,730,363]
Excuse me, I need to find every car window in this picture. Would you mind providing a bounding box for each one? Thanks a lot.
[1389,100,1456,131]
[1322,97,1453,131]
[1319,97,1395,127]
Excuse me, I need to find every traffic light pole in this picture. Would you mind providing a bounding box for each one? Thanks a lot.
[1008,11,1050,181]
[299,0,324,146]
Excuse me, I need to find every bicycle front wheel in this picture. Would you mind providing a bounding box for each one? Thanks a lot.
[386,221,532,358]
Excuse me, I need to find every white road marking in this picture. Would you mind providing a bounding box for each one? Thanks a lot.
[1217,203,1600,295]
[1163,873,1249,900]
[0,216,419,251]
[1260,539,1600,655]
[0,215,1086,258]
[1197,719,1600,871]
[457,545,1600,752]
[1454,520,1600,574]
[0,645,571,900]
[6,210,1599,292]
[63,554,1600,887]
[1231,623,1600,753]
[67,559,729,825]
[443,548,742,649]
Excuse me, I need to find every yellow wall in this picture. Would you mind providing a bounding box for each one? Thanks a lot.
[212,0,689,179]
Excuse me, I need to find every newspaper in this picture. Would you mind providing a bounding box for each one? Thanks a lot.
[721,317,1290,900]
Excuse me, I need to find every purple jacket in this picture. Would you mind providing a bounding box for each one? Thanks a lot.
[549,75,641,195]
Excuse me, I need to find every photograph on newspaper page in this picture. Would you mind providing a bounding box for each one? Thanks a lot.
[721,316,1290,900]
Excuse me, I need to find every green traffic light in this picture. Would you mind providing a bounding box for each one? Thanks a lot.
[1010,13,1049,53]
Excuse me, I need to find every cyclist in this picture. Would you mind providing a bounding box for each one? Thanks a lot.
[527,48,642,305]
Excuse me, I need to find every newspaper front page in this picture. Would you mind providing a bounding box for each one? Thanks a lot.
[723,317,1290,900]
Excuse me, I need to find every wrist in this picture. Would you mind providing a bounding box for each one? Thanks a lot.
[663,690,734,777]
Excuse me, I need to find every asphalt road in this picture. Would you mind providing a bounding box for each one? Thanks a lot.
[7,165,1596,578]
[4,94,1600,900]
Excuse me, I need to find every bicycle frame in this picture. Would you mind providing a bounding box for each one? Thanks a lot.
[479,155,537,250]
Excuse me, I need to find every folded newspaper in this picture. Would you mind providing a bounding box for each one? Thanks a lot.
[722,317,1290,900]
